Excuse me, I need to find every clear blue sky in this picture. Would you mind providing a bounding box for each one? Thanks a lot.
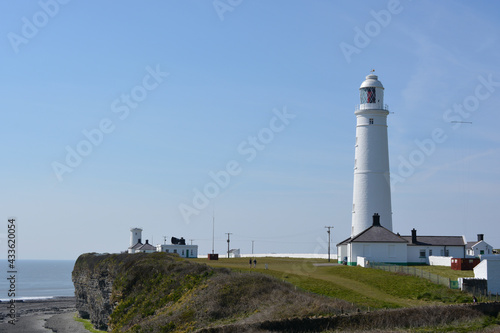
[1,1,499,260]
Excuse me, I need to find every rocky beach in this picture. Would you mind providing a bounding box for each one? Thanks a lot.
[0,297,90,333]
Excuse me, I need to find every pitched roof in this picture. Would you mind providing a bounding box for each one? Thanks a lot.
[138,242,156,251]
[336,236,352,246]
[337,225,407,245]
[467,241,478,249]
[401,235,465,246]
[352,225,408,243]
[129,241,143,250]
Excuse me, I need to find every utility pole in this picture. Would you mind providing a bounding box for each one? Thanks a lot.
[325,226,334,262]
[225,233,232,258]
[189,239,194,245]
[251,240,254,255]
[211,211,215,254]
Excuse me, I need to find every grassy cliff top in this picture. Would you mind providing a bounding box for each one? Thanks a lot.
[73,253,356,332]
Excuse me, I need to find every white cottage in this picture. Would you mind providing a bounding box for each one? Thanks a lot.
[156,244,198,258]
[401,229,466,265]
[467,234,494,257]
[337,216,467,266]
[135,240,156,253]
[337,214,407,266]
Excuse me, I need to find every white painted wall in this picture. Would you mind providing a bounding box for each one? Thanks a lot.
[474,258,500,294]
[429,256,452,266]
[157,244,198,258]
[350,242,406,264]
[337,244,348,263]
[407,246,464,264]
[468,240,494,257]
[130,228,142,247]
[357,256,369,267]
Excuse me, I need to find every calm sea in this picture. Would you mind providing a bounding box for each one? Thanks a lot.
[0,260,75,301]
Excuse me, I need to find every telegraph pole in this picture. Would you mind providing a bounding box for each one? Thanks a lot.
[251,240,254,255]
[211,211,215,254]
[325,226,334,262]
[225,233,232,258]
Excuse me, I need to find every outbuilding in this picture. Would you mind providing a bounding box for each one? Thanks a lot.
[473,256,500,295]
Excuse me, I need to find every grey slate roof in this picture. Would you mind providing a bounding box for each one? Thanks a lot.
[353,225,408,243]
[337,225,407,245]
[129,241,143,250]
[401,235,465,246]
[467,241,478,249]
[336,236,352,246]
[138,242,156,251]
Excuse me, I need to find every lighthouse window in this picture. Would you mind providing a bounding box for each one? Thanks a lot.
[360,87,376,104]
[369,118,374,124]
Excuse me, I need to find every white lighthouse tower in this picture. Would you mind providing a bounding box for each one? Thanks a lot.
[351,73,392,236]
[129,227,143,247]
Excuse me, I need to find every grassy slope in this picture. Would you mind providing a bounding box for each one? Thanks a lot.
[418,265,475,280]
[194,257,472,309]
[103,253,357,332]
[77,254,499,333]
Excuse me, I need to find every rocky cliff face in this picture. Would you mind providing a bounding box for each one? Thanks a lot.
[72,253,121,330]
[72,252,355,332]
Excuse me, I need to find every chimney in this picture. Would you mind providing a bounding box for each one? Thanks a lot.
[138,238,142,244]
[372,213,380,227]
[411,228,417,244]
[145,239,149,244]
[477,234,484,242]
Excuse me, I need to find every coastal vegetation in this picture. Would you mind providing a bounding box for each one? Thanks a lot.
[73,253,500,332]
[195,257,472,308]
[73,314,107,333]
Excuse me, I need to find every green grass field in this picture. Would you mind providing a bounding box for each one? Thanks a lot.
[418,264,475,280]
[193,257,472,309]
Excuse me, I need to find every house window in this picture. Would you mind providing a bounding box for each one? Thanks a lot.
[419,250,426,258]
[182,250,185,256]
[480,250,484,255]
[429,249,432,256]
[174,249,177,254]
[165,249,169,253]
[369,118,374,124]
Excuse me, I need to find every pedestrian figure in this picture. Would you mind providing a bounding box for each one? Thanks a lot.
[249,258,252,268]
[253,259,257,268]
[473,296,477,303]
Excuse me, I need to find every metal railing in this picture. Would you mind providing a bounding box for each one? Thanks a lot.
[355,104,389,111]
